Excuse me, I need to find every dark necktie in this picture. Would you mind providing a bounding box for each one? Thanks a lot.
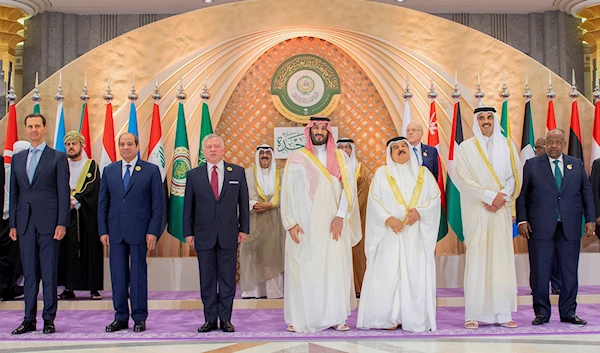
[211,165,219,200]
[554,160,562,221]
[123,164,131,189]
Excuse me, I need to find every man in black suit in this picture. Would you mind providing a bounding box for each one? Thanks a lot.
[9,114,70,334]
[405,121,439,179]
[184,133,250,333]
[517,129,595,326]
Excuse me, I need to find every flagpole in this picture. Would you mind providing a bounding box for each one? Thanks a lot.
[475,71,485,106]
[452,75,462,255]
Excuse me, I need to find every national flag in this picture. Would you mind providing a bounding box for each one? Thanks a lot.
[99,102,116,174]
[428,101,448,241]
[148,102,168,236]
[547,100,557,132]
[400,98,412,135]
[128,101,139,157]
[148,103,166,181]
[168,102,192,242]
[592,100,600,163]
[197,101,213,165]
[79,102,92,159]
[3,99,18,218]
[568,100,584,164]
[445,101,464,241]
[520,100,536,165]
[53,100,66,153]
[499,98,519,238]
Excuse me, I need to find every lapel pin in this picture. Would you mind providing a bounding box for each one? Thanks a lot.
[87,173,92,178]
[423,151,428,157]
[135,166,141,172]
[567,164,572,170]
[226,166,233,172]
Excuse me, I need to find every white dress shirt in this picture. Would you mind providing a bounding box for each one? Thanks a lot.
[122,156,139,178]
[548,154,564,177]
[207,160,225,196]
[314,144,348,219]
[27,141,47,176]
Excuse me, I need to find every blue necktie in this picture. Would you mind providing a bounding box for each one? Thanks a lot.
[27,149,40,183]
[123,164,131,189]
[554,160,562,221]
[413,147,420,165]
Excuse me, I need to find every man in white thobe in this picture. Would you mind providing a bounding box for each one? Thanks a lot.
[240,145,284,299]
[456,106,522,329]
[357,136,440,332]
[281,116,361,333]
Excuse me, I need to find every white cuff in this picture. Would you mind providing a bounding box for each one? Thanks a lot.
[482,190,497,206]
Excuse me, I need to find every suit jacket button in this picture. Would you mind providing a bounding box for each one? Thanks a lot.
[558,197,561,200]
[122,199,126,202]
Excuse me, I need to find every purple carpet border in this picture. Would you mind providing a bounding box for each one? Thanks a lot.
[1,304,600,342]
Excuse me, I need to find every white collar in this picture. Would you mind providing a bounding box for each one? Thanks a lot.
[122,156,138,168]
[207,160,224,171]
[549,154,564,163]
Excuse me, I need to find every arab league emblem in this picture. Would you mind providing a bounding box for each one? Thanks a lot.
[135,166,141,172]
[567,164,572,170]
[423,152,428,157]
[227,166,233,172]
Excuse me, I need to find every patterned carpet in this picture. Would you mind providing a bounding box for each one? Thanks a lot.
[1,304,600,341]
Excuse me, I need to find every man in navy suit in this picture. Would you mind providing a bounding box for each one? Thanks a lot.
[517,129,595,326]
[9,114,70,334]
[98,132,164,333]
[184,133,250,333]
[406,121,439,179]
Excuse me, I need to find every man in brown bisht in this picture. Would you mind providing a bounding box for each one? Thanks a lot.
[58,131,103,300]
[240,144,285,299]
[337,138,369,297]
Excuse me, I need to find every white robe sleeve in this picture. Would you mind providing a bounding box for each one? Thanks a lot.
[364,168,396,260]
[280,156,302,231]
[414,171,442,256]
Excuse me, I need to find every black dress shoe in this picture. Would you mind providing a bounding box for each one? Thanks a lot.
[105,320,129,332]
[133,320,146,332]
[220,321,235,332]
[560,315,587,325]
[12,320,36,335]
[532,315,549,325]
[197,321,218,333]
[43,320,56,334]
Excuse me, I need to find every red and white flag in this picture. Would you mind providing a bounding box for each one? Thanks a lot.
[546,100,557,132]
[148,103,166,181]
[428,100,448,240]
[80,102,92,159]
[591,101,600,163]
[3,101,18,166]
[99,102,116,174]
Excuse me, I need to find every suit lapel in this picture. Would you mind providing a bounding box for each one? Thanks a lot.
[542,155,560,193]
[219,162,231,202]
[420,144,428,166]
[560,155,573,194]
[30,148,52,186]
[124,160,141,195]
[20,152,31,188]
[199,164,215,200]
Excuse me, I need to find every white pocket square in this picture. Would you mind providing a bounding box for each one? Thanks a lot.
[229,180,239,184]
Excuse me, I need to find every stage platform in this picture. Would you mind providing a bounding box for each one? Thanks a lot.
[2,286,600,311]
[0,304,599,341]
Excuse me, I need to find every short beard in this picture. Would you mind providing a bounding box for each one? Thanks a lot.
[311,134,328,146]
[67,150,82,159]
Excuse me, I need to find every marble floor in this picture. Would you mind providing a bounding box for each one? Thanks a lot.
[1,335,600,353]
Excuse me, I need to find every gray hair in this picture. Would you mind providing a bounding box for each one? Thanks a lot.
[202,133,224,148]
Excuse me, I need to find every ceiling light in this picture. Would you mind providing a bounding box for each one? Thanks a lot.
[205,0,213,3]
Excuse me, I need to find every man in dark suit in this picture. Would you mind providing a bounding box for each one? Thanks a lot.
[589,156,600,241]
[9,114,70,334]
[98,132,164,333]
[184,133,249,333]
[517,129,595,326]
[406,121,439,179]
